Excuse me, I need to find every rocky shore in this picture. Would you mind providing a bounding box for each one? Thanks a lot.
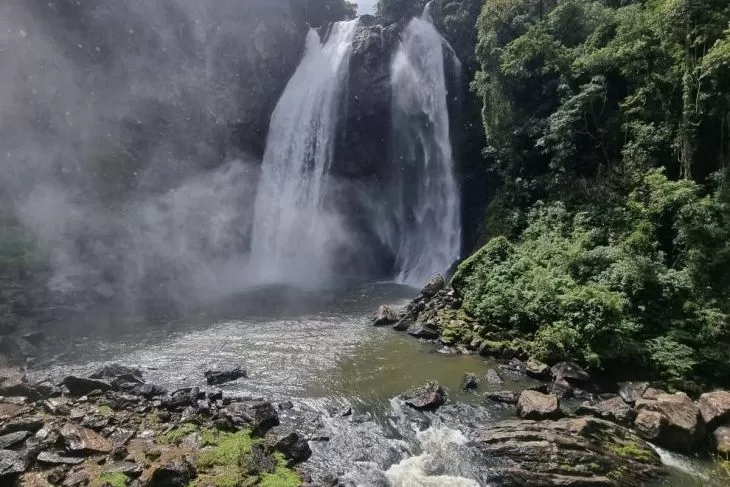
[375,276,730,485]
[0,364,312,487]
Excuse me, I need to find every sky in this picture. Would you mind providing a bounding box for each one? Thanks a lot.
[357,0,377,14]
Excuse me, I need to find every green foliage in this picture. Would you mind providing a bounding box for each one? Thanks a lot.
[158,423,199,444]
[100,473,130,487]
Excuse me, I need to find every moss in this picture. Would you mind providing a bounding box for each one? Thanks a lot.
[158,423,199,444]
[607,440,654,462]
[97,405,114,417]
[99,472,129,487]
[259,453,301,487]
[196,430,254,470]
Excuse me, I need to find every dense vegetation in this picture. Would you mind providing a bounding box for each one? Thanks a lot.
[457,0,730,388]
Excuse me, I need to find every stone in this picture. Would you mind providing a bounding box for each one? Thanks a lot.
[37,452,85,466]
[0,430,29,449]
[698,390,730,430]
[224,401,279,436]
[485,391,518,404]
[420,275,445,299]
[265,426,312,465]
[241,443,276,476]
[711,426,730,455]
[516,390,561,420]
[62,376,111,396]
[0,377,41,400]
[0,416,44,435]
[103,461,143,478]
[472,417,662,486]
[634,390,705,452]
[524,358,551,380]
[485,369,504,385]
[131,383,167,399]
[61,470,89,487]
[462,373,479,390]
[373,305,403,326]
[148,459,197,487]
[403,382,446,410]
[204,366,247,385]
[90,364,143,380]
[406,325,439,340]
[47,466,68,484]
[44,398,71,415]
[506,358,525,373]
[576,397,635,425]
[0,449,25,479]
[547,378,574,399]
[550,361,591,386]
[278,400,294,410]
[60,424,113,454]
[618,381,649,405]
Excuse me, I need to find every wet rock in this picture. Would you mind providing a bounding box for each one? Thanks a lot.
[103,461,143,478]
[403,382,446,410]
[506,358,525,374]
[62,376,111,396]
[62,469,89,487]
[472,417,662,486]
[551,361,591,387]
[485,391,518,404]
[44,398,71,415]
[0,377,42,400]
[265,426,312,465]
[711,426,730,455]
[547,378,574,399]
[421,275,445,299]
[241,443,276,476]
[698,390,730,430]
[0,449,26,479]
[225,401,280,435]
[131,383,167,399]
[37,452,85,466]
[278,400,294,410]
[462,373,479,390]
[60,424,113,454]
[576,397,635,425]
[406,325,439,340]
[634,390,705,452]
[148,458,197,487]
[204,366,247,385]
[485,369,504,385]
[516,390,561,420]
[618,381,649,405]
[0,430,29,449]
[90,364,143,380]
[524,358,551,380]
[373,305,403,326]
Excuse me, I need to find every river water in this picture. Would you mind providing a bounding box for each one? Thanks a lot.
[30,282,722,486]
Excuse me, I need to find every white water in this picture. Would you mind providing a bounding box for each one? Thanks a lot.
[389,7,461,286]
[248,21,358,285]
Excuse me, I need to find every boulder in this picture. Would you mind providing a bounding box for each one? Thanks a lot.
[148,458,197,487]
[403,382,446,410]
[698,390,730,430]
[0,416,44,435]
[472,417,663,486]
[0,431,29,449]
[420,275,445,299]
[576,397,635,425]
[89,364,143,380]
[265,426,312,465]
[60,424,113,454]
[0,449,26,479]
[204,366,247,386]
[224,401,279,436]
[618,381,649,405]
[0,377,42,400]
[37,452,85,466]
[711,426,730,455]
[462,373,479,390]
[103,461,143,478]
[634,390,705,452]
[406,325,439,340]
[373,305,403,326]
[524,358,551,380]
[485,391,518,404]
[551,362,591,387]
[61,376,111,396]
[516,391,561,420]
[485,369,504,385]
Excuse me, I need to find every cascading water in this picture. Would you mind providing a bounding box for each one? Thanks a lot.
[248,20,358,285]
[389,5,461,286]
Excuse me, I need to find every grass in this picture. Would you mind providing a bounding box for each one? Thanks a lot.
[259,454,301,487]
[97,405,114,417]
[158,423,199,444]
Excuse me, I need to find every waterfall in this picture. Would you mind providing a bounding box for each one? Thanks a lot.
[389,6,461,286]
[248,20,358,285]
